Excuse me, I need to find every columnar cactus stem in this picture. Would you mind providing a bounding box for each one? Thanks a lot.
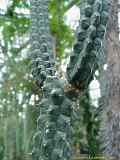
[32,76,72,160]
[30,0,110,159]
[30,0,72,160]
[30,0,55,87]
[67,0,110,89]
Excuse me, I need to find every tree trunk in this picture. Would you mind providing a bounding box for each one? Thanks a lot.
[101,0,120,159]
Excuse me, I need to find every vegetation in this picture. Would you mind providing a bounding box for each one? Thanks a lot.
[0,0,119,160]
[30,0,109,159]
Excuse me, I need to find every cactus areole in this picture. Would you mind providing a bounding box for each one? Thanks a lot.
[30,0,109,159]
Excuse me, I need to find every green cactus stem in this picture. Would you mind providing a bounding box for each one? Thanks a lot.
[67,0,110,89]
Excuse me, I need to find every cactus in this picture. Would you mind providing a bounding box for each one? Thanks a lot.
[32,76,72,160]
[30,0,72,160]
[30,0,109,159]
[67,0,110,89]
[30,0,55,87]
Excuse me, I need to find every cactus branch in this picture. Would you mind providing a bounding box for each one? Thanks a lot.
[67,0,110,89]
